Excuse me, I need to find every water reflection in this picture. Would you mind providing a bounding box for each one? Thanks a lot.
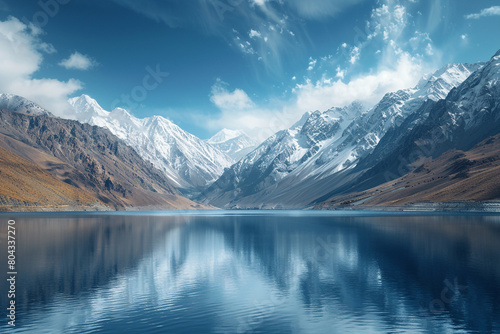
[1,213,499,333]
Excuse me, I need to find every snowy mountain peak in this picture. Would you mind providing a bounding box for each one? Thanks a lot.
[66,95,233,191]
[443,48,500,131]
[68,94,109,119]
[202,60,482,208]
[207,128,258,162]
[208,128,246,144]
[291,111,314,130]
[110,107,130,117]
[414,63,483,101]
[0,94,51,116]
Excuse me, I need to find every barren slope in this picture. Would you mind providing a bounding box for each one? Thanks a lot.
[0,108,206,210]
[0,144,103,211]
[317,134,500,208]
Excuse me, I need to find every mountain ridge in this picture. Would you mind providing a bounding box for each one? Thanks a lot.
[0,102,205,211]
[316,50,500,208]
[67,95,234,193]
[206,128,258,161]
[201,61,482,208]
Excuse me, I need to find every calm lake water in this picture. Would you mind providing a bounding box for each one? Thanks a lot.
[1,211,500,333]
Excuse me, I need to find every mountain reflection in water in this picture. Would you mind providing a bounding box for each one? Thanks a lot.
[1,212,499,333]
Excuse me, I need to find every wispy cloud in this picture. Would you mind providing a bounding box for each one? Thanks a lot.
[286,0,368,19]
[201,0,439,141]
[307,57,317,71]
[59,52,97,70]
[205,50,424,142]
[108,0,365,72]
[465,6,500,20]
[0,16,82,115]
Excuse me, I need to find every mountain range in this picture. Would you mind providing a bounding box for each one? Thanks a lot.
[1,49,500,211]
[66,95,239,195]
[0,97,205,211]
[200,61,484,208]
[206,128,258,162]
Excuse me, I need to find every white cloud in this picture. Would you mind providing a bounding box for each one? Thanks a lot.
[307,57,317,71]
[331,0,439,84]
[249,29,262,39]
[294,52,422,113]
[465,6,500,19]
[205,49,426,142]
[202,0,437,142]
[368,4,408,41]
[110,0,367,72]
[336,66,345,79]
[349,46,360,64]
[238,40,255,54]
[59,52,96,70]
[461,34,468,40]
[250,0,268,6]
[210,79,255,111]
[207,80,283,141]
[0,16,82,115]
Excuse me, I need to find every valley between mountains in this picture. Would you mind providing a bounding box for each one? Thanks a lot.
[1,49,500,211]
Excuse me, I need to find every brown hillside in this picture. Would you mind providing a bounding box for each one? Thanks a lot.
[0,109,207,211]
[318,134,500,208]
[0,144,102,210]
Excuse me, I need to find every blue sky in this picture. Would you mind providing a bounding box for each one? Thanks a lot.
[0,0,500,140]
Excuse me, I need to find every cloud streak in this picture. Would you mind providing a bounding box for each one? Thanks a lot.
[465,6,500,19]
[108,0,366,72]
[202,0,439,141]
[286,0,367,19]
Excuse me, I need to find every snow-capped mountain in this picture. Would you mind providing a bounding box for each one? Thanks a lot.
[206,129,258,161]
[355,49,500,190]
[200,102,365,207]
[0,94,51,116]
[313,62,483,174]
[67,95,234,192]
[202,62,482,208]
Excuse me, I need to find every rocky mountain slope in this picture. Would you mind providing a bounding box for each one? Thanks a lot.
[0,97,203,210]
[200,102,364,207]
[0,140,103,211]
[202,62,481,208]
[67,95,234,193]
[316,133,500,208]
[316,49,500,208]
[348,50,500,195]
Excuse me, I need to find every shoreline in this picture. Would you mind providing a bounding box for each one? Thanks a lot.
[1,201,500,214]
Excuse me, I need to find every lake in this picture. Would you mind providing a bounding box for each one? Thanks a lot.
[1,211,500,333]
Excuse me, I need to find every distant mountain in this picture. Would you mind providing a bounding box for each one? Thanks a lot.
[206,128,258,161]
[202,62,481,208]
[0,99,203,210]
[67,95,234,193]
[200,102,365,207]
[0,93,51,116]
